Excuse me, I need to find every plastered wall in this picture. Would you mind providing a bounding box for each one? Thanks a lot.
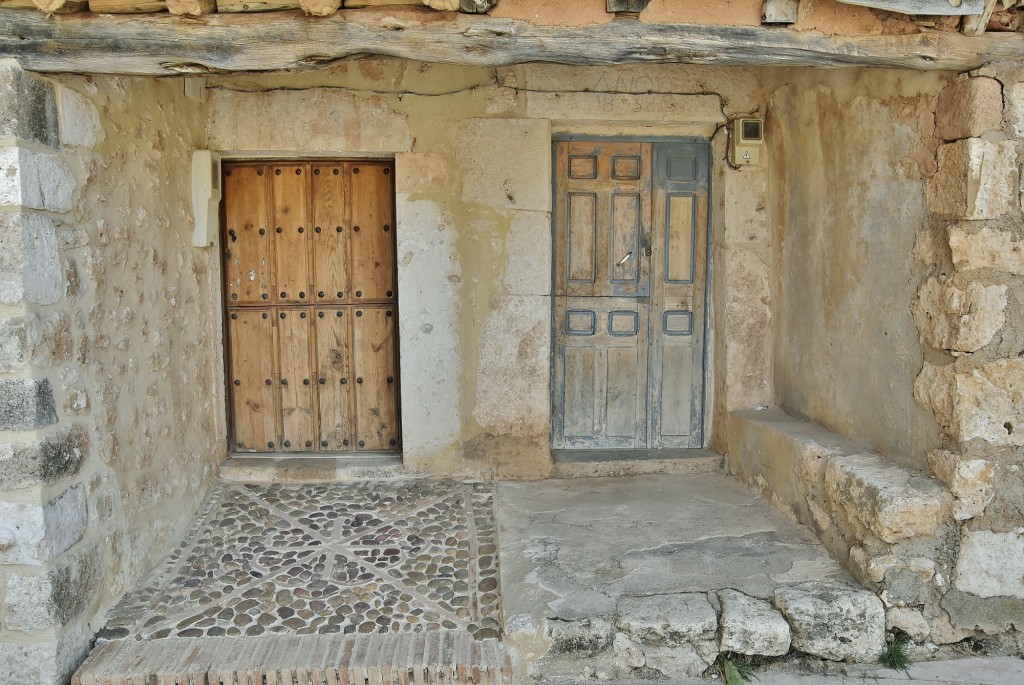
[206,60,772,478]
[765,68,947,468]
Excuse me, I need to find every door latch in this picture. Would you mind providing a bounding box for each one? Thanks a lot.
[617,251,634,267]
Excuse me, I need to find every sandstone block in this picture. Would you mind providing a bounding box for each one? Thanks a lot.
[545,617,613,655]
[718,589,791,656]
[0,211,63,306]
[941,588,1024,632]
[912,277,1006,353]
[503,211,552,296]
[4,543,99,633]
[0,62,58,148]
[935,76,1003,141]
[926,139,1016,220]
[1006,81,1024,138]
[773,581,885,662]
[824,453,945,544]
[954,528,1024,599]
[885,606,930,641]
[0,147,77,213]
[948,224,1024,275]
[0,315,27,372]
[457,118,550,212]
[0,378,57,430]
[0,425,89,490]
[616,593,718,646]
[0,484,86,566]
[0,641,59,685]
[927,449,994,520]
[951,359,1024,446]
[56,84,102,149]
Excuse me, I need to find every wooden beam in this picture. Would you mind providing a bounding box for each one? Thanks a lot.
[0,8,1021,75]
[217,0,298,11]
[962,0,998,34]
[88,0,166,11]
[836,0,985,14]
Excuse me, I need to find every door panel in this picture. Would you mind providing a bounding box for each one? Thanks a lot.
[312,163,350,304]
[271,163,311,304]
[227,309,277,451]
[223,165,271,305]
[353,305,399,451]
[553,140,708,451]
[553,297,647,449]
[350,163,396,303]
[315,307,353,450]
[277,308,315,451]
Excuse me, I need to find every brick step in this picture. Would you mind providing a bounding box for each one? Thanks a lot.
[73,631,511,685]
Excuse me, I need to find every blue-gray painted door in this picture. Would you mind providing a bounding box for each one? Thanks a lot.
[552,140,708,449]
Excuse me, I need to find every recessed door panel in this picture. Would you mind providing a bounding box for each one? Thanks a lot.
[222,165,271,305]
[350,163,395,303]
[312,164,350,304]
[353,306,398,451]
[227,309,277,451]
[272,164,310,304]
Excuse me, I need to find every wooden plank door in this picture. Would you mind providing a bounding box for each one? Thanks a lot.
[552,140,708,450]
[223,159,400,455]
[552,141,653,448]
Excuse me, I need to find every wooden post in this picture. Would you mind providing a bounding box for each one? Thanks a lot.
[962,0,998,34]
[167,0,215,15]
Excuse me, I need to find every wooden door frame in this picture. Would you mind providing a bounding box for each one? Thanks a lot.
[548,135,714,452]
[215,154,402,457]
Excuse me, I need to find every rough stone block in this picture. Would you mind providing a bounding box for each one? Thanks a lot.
[0,378,57,430]
[616,593,718,645]
[0,425,89,490]
[0,315,28,372]
[56,84,102,149]
[0,61,58,148]
[0,147,77,213]
[4,543,99,633]
[457,118,551,212]
[503,211,552,296]
[773,581,885,662]
[935,76,1003,141]
[545,617,613,655]
[941,588,1024,632]
[948,224,1024,275]
[823,453,945,544]
[724,247,772,410]
[926,139,1016,220]
[954,529,1024,599]
[952,359,1024,446]
[0,640,58,685]
[1006,81,1024,138]
[928,449,994,520]
[912,276,1006,353]
[0,484,86,566]
[718,589,791,656]
[885,606,930,641]
[473,295,549,436]
[0,211,64,306]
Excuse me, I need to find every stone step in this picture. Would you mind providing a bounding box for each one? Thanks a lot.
[551,449,724,478]
[73,632,511,685]
[220,454,409,483]
[531,582,885,681]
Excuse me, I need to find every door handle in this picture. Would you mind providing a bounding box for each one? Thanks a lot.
[617,251,634,267]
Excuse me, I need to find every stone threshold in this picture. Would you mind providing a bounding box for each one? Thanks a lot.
[72,632,511,685]
[551,448,723,478]
[220,454,408,483]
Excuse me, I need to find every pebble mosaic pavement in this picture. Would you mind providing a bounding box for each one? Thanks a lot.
[100,480,502,643]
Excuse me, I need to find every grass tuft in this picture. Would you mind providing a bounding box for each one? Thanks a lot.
[879,632,913,671]
[717,653,757,685]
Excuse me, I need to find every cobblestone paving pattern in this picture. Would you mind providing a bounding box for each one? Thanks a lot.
[100,480,501,642]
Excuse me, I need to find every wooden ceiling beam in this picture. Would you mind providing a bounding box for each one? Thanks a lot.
[0,7,1021,76]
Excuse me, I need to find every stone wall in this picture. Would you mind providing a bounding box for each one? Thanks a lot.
[912,66,1024,637]
[0,63,224,684]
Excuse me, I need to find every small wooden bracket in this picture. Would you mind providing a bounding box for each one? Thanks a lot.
[607,0,651,13]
